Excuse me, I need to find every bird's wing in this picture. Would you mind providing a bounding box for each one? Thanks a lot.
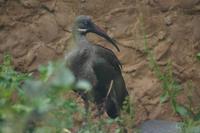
[94,45,122,73]
[93,47,128,118]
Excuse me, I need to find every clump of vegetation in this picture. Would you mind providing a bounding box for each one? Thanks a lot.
[0,54,31,132]
[140,16,200,133]
[0,54,134,133]
[196,52,200,61]
[0,54,79,132]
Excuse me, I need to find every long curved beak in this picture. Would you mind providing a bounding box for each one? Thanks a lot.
[90,24,120,52]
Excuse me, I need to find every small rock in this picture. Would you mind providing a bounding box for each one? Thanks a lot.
[154,42,171,61]
[164,16,173,26]
[139,120,200,133]
[20,0,40,8]
[139,120,181,133]
[158,31,166,41]
[166,37,175,44]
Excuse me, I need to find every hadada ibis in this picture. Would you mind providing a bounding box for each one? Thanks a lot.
[65,15,129,118]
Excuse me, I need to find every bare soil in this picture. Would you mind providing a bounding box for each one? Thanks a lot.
[1,0,200,126]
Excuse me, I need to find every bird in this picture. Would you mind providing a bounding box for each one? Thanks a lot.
[65,15,129,118]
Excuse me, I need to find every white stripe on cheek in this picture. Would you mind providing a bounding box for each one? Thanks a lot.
[78,28,87,32]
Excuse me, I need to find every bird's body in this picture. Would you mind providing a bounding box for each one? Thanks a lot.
[65,16,128,118]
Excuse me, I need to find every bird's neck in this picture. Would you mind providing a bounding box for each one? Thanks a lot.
[73,30,89,47]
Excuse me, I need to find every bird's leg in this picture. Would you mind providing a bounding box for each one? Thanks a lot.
[94,80,113,118]
[78,92,89,122]
[96,104,104,118]
[82,98,89,127]
[94,100,106,118]
[84,99,89,118]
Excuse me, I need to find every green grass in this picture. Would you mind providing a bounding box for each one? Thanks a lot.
[0,54,134,133]
[140,15,200,132]
[197,52,200,61]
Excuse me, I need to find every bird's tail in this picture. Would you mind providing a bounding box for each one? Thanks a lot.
[105,75,129,118]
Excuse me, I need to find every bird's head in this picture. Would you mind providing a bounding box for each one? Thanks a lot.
[73,15,120,52]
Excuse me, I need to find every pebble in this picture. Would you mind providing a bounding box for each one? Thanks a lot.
[158,31,166,41]
[164,16,173,26]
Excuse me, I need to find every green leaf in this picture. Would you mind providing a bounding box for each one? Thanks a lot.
[160,92,169,103]
[194,112,200,121]
[35,127,52,133]
[51,68,75,89]
[115,128,121,133]
[12,104,32,113]
[0,99,6,107]
[175,104,189,117]
[75,80,92,92]
[23,79,46,98]
[197,53,200,61]
[37,98,51,113]
[39,62,54,81]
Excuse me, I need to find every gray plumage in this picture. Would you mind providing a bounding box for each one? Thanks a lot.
[65,15,128,118]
